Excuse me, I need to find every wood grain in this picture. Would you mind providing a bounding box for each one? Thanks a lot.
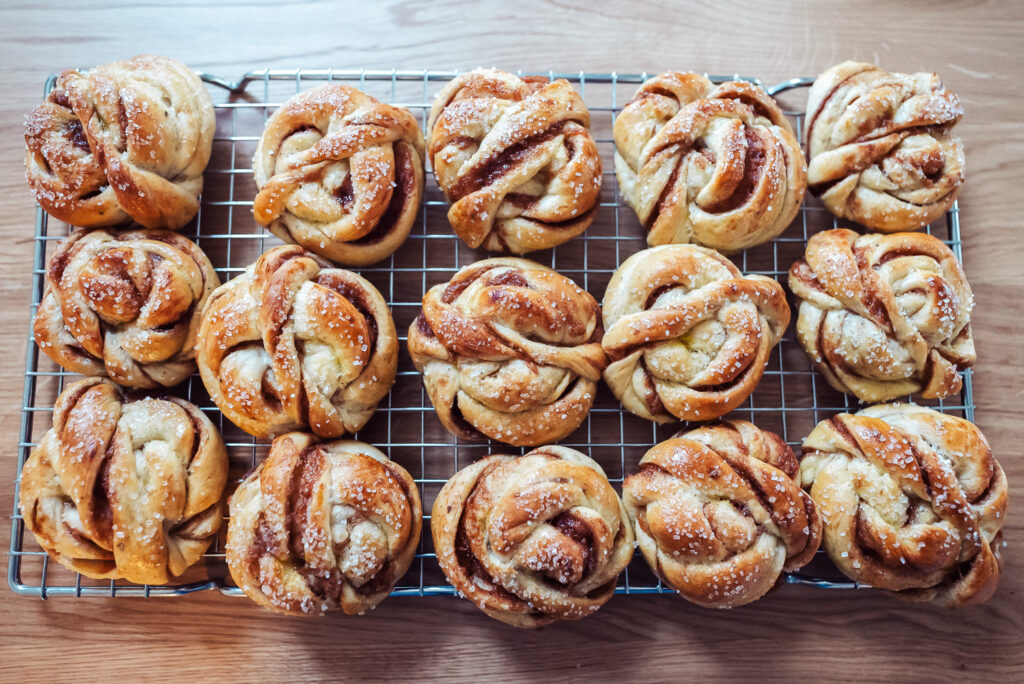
[1,1,1023,681]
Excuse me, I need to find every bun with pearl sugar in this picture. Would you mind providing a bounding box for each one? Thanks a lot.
[226,433,421,615]
[613,71,806,252]
[623,420,820,608]
[196,245,397,439]
[253,84,425,266]
[408,257,606,446]
[24,55,214,230]
[800,403,1007,606]
[33,228,220,389]
[19,377,227,585]
[805,61,964,231]
[788,228,974,402]
[431,446,634,627]
[427,68,602,254]
[602,244,790,423]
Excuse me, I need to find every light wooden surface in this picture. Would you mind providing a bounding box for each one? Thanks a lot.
[2,1,1023,681]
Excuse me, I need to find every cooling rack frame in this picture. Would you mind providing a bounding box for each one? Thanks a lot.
[9,68,972,599]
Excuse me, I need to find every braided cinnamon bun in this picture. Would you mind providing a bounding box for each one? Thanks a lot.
[800,403,1007,606]
[602,245,790,423]
[33,228,220,388]
[614,72,806,252]
[623,421,820,608]
[24,55,214,230]
[407,258,606,446]
[432,446,634,627]
[226,433,421,615]
[788,228,974,402]
[19,377,227,584]
[427,69,602,254]
[253,85,425,266]
[196,245,398,439]
[805,61,964,231]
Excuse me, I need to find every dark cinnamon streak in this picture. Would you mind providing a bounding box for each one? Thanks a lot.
[66,120,91,153]
[701,128,766,214]
[552,512,597,580]
[447,121,568,200]
[315,273,379,348]
[441,265,500,303]
[351,141,418,246]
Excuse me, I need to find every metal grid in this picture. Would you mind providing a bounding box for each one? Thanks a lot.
[9,69,972,599]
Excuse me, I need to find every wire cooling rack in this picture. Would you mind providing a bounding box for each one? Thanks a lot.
[9,69,972,600]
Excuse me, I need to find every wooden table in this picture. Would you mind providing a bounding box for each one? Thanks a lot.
[1,1,1022,681]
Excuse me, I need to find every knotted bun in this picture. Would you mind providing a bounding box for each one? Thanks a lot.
[253,84,425,265]
[805,61,964,231]
[34,228,219,388]
[431,446,634,627]
[624,420,820,608]
[227,433,421,615]
[427,69,602,254]
[24,54,214,230]
[614,72,805,251]
[408,258,606,446]
[196,245,397,438]
[19,377,227,584]
[800,403,1007,606]
[602,245,789,422]
[789,228,974,402]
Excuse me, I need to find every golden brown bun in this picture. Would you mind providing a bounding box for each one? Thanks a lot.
[431,446,634,627]
[789,228,974,402]
[226,433,421,615]
[623,420,820,608]
[602,244,789,422]
[19,377,227,584]
[24,55,214,230]
[427,69,602,253]
[253,84,425,266]
[196,245,397,439]
[800,403,1007,607]
[33,228,219,388]
[408,257,606,446]
[614,72,806,252]
[805,61,964,231]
